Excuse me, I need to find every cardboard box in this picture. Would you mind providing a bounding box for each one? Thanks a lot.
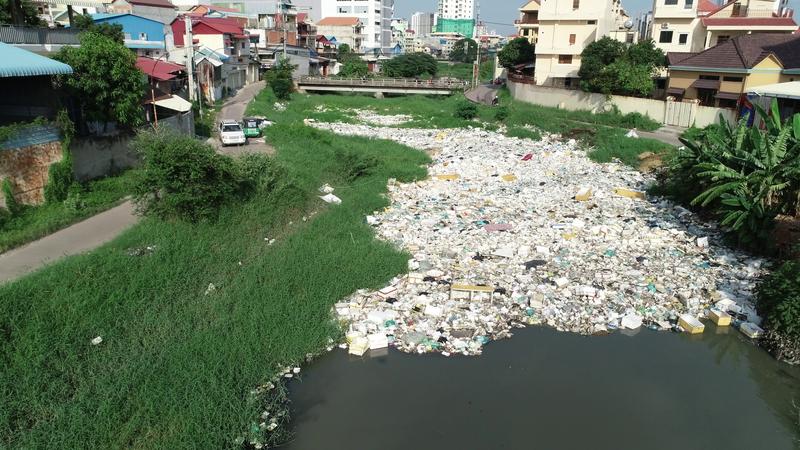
[708,308,731,326]
[679,314,705,334]
[739,322,764,339]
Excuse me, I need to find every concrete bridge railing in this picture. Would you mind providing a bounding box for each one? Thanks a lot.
[298,76,469,91]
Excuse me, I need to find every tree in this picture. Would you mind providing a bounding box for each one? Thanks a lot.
[497,37,535,69]
[54,31,146,128]
[382,52,437,78]
[338,58,368,78]
[73,13,124,43]
[579,37,666,97]
[450,38,477,63]
[266,57,295,100]
[0,0,45,26]
[338,43,351,55]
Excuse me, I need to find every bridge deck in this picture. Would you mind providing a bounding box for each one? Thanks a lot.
[298,77,468,95]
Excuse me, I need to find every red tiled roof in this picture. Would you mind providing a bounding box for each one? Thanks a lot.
[316,16,360,26]
[127,0,175,8]
[194,17,245,34]
[297,12,307,23]
[697,0,719,13]
[702,17,798,27]
[136,56,184,80]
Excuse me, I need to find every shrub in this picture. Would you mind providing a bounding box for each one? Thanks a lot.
[382,53,437,78]
[267,57,295,101]
[335,148,379,181]
[235,153,288,193]
[454,101,478,120]
[2,178,21,216]
[756,261,800,340]
[494,106,509,122]
[44,149,74,203]
[132,129,244,222]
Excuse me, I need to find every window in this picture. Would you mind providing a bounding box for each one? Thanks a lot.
[722,76,743,82]
[587,20,596,24]
[337,6,351,13]
[572,0,579,9]
[659,31,673,43]
[678,33,688,44]
[717,35,730,44]
[699,75,719,80]
[241,42,245,49]
[685,0,693,7]
[665,0,677,4]
[569,34,576,45]
[558,54,573,64]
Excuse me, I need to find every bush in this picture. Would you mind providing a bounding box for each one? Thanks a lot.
[382,53,437,78]
[335,148,379,181]
[44,149,74,203]
[756,261,800,340]
[2,178,21,216]
[454,101,478,120]
[132,129,245,222]
[494,106,509,122]
[235,153,288,193]
[267,57,295,101]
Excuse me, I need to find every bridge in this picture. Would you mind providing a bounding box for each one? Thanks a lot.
[297,76,469,96]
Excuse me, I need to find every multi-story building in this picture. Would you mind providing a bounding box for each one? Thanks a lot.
[515,0,540,44]
[390,18,408,52]
[534,0,633,87]
[315,16,364,51]
[651,0,797,54]
[318,0,393,54]
[410,11,434,36]
[437,0,474,20]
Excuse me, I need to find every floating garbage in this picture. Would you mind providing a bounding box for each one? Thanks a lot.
[739,322,764,339]
[312,122,764,356]
[679,314,705,334]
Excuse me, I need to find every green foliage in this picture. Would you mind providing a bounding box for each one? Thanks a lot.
[497,37,535,69]
[338,58,369,78]
[335,148,379,181]
[437,61,492,82]
[2,178,20,216]
[0,0,45,25]
[265,57,295,101]
[494,106,509,122]
[55,31,145,128]
[669,102,800,248]
[757,261,800,339]
[132,128,246,222]
[580,38,666,97]
[44,149,74,204]
[382,52,437,78]
[450,38,478,63]
[337,43,351,55]
[454,101,478,119]
[73,13,124,43]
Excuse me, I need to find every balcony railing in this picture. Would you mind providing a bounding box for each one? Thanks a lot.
[514,19,539,25]
[0,25,80,45]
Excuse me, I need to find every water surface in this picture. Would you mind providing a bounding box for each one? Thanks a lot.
[283,325,800,450]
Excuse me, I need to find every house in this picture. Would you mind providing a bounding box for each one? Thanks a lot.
[170,16,259,101]
[515,0,540,44]
[136,56,193,133]
[315,17,363,52]
[667,33,800,108]
[319,0,393,54]
[107,0,177,24]
[429,31,464,58]
[297,13,316,48]
[651,0,797,54]
[534,0,634,88]
[92,13,170,58]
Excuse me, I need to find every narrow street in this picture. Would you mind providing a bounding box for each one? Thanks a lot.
[209,80,275,157]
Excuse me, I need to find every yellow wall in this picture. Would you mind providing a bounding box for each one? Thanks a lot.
[743,55,785,89]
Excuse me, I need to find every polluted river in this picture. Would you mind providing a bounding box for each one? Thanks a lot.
[278,121,799,449]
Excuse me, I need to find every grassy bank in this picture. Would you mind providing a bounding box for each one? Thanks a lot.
[257,87,672,167]
[0,170,136,253]
[436,61,493,82]
[0,95,428,447]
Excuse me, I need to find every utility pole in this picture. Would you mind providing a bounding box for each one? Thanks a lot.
[185,16,197,103]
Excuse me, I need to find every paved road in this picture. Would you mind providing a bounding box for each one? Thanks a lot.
[0,201,138,284]
[637,125,685,148]
[465,84,500,106]
[211,81,275,156]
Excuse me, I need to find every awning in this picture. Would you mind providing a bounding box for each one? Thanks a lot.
[666,87,685,96]
[715,92,740,101]
[691,79,721,90]
[153,95,192,112]
[747,81,800,100]
[136,56,184,81]
[0,42,73,77]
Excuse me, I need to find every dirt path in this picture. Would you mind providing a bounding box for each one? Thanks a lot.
[210,81,275,156]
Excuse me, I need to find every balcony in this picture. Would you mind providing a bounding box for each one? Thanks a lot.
[0,25,80,46]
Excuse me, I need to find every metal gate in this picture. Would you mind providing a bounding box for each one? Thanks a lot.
[664,100,696,127]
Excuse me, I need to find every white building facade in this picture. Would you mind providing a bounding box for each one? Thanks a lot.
[410,11,434,36]
[437,0,474,20]
[320,0,394,54]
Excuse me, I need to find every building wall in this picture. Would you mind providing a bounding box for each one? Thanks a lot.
[651,17,703,53]
[410,12,434,36]
[437,0,474,20]
[132,4,176,24]
[95,14,168,42]
[320,0,393,53]
[0,130,63,207]
[195,34,226,53]
[743,55,785,89]
[316,24,361,50]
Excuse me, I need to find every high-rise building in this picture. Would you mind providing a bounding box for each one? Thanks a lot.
[437,0,474,20]
[318,0,394,54]
[410,11,434,36]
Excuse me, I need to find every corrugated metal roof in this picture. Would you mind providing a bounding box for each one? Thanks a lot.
[0,125,60,151]
[748,81,800,100]
[0,42,73,78]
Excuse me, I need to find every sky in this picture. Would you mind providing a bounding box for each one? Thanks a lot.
[394,0,800,35]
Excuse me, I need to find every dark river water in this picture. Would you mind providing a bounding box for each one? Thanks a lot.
[281,324,800,450]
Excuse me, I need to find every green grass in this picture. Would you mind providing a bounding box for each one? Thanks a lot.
[0,171,137,253]
[0,92,429,448]
[436,61,493,82]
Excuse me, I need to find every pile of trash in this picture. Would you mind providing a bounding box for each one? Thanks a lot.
[314,122,766,356]
[355,110,412,126]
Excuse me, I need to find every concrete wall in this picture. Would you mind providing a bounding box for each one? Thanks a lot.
[508,79,736,128]
[71,134,139,182]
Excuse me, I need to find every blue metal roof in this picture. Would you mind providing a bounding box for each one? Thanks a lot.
[0,43,73,78]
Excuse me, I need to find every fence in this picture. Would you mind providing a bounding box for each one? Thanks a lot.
[0,25,80,45]
[508,78,737,129]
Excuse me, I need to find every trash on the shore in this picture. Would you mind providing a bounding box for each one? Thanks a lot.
[679,314,705,334]
[739,322,764,339]
[319,194,342,205]
[90,336,103,345]
[626,129,640,139]
[319,184,335,194]
[708,308,731,326]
